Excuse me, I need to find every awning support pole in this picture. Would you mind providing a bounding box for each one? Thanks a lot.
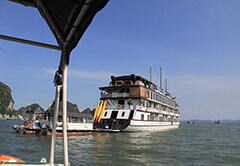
[0,34,61,50]
[49,85,61,165]
[61,48,69,166]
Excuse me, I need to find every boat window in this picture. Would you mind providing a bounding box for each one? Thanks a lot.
[141,114,144,120]
[104,112,108,117]
[129,110,134,119]
[120,88,126,93]
[159,105,162,110]
[159,116,163,121]
[154,103,157,108]
[151,114,155,120]
[118,100,124,105]
[111,111,118,119]
[149,102,152,108]
[121,112,125,117]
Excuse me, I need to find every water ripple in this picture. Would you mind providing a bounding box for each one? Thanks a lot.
[1,121,240,166]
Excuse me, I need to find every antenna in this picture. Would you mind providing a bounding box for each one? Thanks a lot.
[160,67,162,92]
[150,65,152,82]
[165,78,168,94]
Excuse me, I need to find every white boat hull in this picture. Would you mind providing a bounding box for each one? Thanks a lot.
[56,122,93,131]
[123,120,180,131]
[0,164,63,166]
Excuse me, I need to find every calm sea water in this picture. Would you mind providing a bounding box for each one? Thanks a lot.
[0,120,240,166]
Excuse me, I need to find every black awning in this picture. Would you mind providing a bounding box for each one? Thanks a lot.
[9,0,109,64]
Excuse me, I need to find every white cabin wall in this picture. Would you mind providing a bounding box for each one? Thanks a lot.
[133,111,150,120]
[124,99,128,109]
[133,99,138,110]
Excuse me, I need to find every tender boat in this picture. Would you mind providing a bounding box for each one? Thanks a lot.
[13,120,93,136]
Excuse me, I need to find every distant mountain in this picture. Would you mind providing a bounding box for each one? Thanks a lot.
[45,101,95,121]
[18,103,45,120]
[220,120,240,123]
[49,101,80,113]
[80,107,94,119]
[81,108,94,115]
[182,119,240,124]
[16,101,82,121]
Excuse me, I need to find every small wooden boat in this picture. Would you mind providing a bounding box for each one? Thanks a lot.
[0,155,25,163]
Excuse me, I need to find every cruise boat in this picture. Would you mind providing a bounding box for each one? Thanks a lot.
[93,74,180,131]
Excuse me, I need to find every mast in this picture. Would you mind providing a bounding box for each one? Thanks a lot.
[160,67,162,92]
[165,78,168,94]
[150,65,152,82]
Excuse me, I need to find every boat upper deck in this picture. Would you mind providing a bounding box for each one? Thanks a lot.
[99,74,178,109]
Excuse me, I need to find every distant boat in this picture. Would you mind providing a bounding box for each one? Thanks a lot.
[214,120,220,124]
[187,120,195,124]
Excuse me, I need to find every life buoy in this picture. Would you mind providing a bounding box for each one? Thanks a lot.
[24,121,28,126]
[28,122,33,127]
[0,155,25,163]
[105,105,110,110]
[117,104,122,109]
[115,80,124,86]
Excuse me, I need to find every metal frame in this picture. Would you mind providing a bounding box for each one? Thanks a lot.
[49,85,61,165]
[1,0,105,165]
[0,34,61,50]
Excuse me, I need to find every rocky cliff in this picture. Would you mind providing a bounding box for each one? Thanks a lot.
[0,81,14,112]
[0,81,23,120]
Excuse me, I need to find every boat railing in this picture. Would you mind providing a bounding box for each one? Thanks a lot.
[101,92,130,98]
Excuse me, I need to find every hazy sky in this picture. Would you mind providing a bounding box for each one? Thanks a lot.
[0,0,240,120]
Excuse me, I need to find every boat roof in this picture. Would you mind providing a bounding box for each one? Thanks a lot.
[8,0,109,65]
[111,74,157,87]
